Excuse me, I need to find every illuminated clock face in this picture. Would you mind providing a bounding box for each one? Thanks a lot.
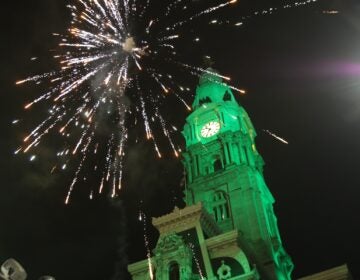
[201,121,220,138]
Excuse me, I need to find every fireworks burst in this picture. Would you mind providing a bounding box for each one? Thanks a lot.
[15,0,317,203]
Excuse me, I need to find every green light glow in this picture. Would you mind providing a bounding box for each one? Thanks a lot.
[182,71,294,279]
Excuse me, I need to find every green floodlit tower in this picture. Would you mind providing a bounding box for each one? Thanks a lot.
[181,70,294,279]
[128,70,294,280]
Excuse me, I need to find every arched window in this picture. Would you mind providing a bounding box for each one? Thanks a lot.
[199,96,212,106]
[169,262,180,280]
[223,91,232,101]
[213,159,223,172]
[242,146,249,164]
[212,191,230,222]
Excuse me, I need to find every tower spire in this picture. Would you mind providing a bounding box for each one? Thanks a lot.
[182,71,294,279]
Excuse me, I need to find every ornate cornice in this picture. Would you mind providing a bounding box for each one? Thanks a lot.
[152,203,221,237]
[206,230,240,252]
[128,259,152,275]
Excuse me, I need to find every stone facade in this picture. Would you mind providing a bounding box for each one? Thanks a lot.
[128,204,259,280]
[128,71,350,280]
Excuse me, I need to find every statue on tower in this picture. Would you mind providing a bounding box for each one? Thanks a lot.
[200,56,223,85]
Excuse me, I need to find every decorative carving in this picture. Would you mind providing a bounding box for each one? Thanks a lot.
[153,233,194,280]
[217,260,232,280]
[154,233,185,255]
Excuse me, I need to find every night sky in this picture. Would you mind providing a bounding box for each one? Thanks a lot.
[1,0,360,279]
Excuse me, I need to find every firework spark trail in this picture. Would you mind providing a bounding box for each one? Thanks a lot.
[159,43,175,49]
[178,64,246,94]
[117,57,129,85]
[139,90,153,140]
[65,131,95,204]
[54,65,107,101]
[156,110,179,157]
[105,0,127,34]
[16,72,56,85]
[139,93,162,158]
[138,211,154,280]
[24,111,67,153]
[117,150,124,191]
[178,62,231,81]
[72,125,91,155]
[150,72,169,94]
[133,55,143,70]
[166,57,247,94]
[230,0,318,27]
[99,136,115,194]
[111,154,120,197]
[263,129,289,145]
[189,242,205,280]
[61,53,112,66]
[111,106,127,196]
[171,0,237,29]
[23,115,55,143]
[105,134,115,183]
[59,96,92,133]
[159,34,180,42]
[173,92,192,111]
[146,20,155,34]
[228,84,246,94]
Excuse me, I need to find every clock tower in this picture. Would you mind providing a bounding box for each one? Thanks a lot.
[128,70,294,280]
[181,69,293,279]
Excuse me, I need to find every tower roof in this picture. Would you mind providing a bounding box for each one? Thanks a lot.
[192,68,236,109]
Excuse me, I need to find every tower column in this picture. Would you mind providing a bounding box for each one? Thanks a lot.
[183,154,193,183]
[226,142,232,164]
[192,154,199,177]
[187,162,193,183]
[220,138,230,165]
